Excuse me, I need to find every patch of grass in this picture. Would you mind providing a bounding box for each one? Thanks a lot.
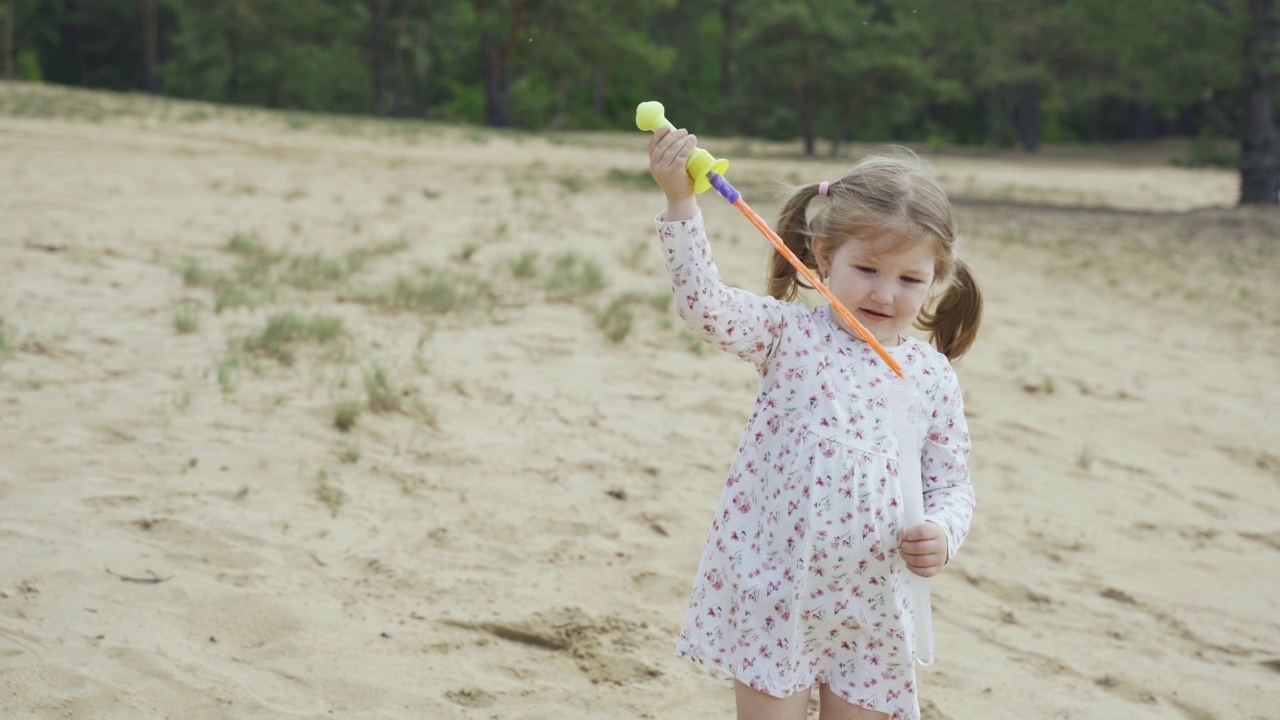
[335,440,360,464]
[226,230,277,264]
[452,243,479,263]
[284,253,351,290]
[242,312,345,366]
[284,188,307,201]
[173,303,200,334]
[0,317,11,361]
[314,469,346,516]
[180,259,209,287]
[214,281,272,313]
[1076,446,1094,471]
[557,174,585,193]
[545,252,606,301]
[679,328,707,356]
[619,240,652,271]
[605,167,655,190]
[596,297,635,343]
[334,398,362,431]
[510,250,539,278]
[172,390,193,411]
[1173,130,1239,169]
[393,275,457,313]
[355,269,492,316]
[189,233,409,313]
[217,356,239,394]
[363,363,402,413]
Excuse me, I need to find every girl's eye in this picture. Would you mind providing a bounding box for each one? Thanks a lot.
[901,276,924,284]
[855,266,876,274]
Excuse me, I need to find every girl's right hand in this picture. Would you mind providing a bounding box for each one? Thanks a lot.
[649,126,699,221]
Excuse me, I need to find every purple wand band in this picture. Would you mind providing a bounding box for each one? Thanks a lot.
[708,172,740,204]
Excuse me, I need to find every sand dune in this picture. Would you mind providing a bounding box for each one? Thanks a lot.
[1,83,1278,719]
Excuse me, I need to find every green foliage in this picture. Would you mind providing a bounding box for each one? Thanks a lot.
[1174,129,1240,169]
[0,317,12,362]
[333,398,361,432]
[173,303,200,334]
[2,0,1269,159]
[17,51,43,82]
[363,363,402,413]
[241,312,345,365]
[161,0,373,112]
[596,296,634,343]
[544,252,605,301]
[509,250,539,279]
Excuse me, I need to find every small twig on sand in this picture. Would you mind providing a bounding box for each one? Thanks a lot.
[105,567,172,584]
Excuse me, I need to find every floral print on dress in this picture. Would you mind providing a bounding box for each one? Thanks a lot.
[658,212,975,720]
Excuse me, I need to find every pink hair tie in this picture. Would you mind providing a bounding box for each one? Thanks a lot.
[818,181,830,197]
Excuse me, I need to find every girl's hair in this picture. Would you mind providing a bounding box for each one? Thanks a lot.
[768,148,982,360]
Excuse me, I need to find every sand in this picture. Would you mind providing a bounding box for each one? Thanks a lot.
[1,82,1278,719]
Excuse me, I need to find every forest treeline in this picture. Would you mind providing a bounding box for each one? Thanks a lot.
[2,0,1277,203]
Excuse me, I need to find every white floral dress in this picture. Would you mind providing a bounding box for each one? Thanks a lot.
[658,212,975,720]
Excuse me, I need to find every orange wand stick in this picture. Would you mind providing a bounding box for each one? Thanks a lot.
[726,190,905,378]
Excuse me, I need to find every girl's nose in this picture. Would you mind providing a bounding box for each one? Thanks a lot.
[869,281,893,304]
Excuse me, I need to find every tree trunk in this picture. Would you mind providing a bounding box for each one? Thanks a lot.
[1240,0,1280,205]
[1133,101,1156,140]
[228,31,240,103]
[481,34,509,126]
[480,1,526,127]
[369,0,388,116]
[391,2,409,116]
[831,92,867,158]
[3,0,13,80]
[415,19,429,118]
[798,80,817,156]
[1017,82,1040,151]
[592,65,607,119]
[986,88,1005,146]
[142,0,160,93]
[719,0,733,98]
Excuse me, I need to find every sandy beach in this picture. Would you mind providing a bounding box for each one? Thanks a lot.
[1,82,1278,719]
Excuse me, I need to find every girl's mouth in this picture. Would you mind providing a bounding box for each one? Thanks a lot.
[861,308,892,321]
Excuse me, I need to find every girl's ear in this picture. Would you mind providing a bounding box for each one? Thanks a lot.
[811,237,833,277]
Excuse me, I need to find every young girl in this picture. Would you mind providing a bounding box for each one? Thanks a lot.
[648,127,980,720]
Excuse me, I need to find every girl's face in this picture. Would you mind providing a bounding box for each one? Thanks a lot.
[816,234,936,346]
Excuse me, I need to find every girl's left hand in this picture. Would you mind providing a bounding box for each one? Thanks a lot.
[648,126,699,220]
[898,521,948,578]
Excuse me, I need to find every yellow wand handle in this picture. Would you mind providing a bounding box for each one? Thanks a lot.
[635,101,729,194]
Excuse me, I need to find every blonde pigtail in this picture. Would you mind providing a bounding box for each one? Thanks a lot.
[918,258,983,360]
[767,185,823,301]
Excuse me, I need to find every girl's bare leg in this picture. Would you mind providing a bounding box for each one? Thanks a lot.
[816,683,890,720]
[735,680,812,720]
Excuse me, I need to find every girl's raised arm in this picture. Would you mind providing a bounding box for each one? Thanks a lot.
[657,213,788,370]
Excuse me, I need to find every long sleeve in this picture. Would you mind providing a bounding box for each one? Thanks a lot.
[656,211,787,370]
[920,363,975,561]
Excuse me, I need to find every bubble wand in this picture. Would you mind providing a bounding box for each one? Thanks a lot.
[636,101,904,379]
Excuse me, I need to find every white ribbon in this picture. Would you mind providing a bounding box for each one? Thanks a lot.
[889,377,934,666]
